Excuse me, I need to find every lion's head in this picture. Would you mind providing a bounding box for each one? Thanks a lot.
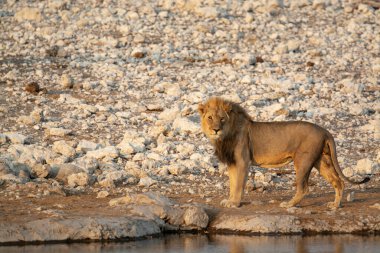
[198,97,241,141]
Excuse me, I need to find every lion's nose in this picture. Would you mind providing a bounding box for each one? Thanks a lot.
[213,129,220,134]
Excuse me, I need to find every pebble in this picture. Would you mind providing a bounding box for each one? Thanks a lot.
[347,192,355,202]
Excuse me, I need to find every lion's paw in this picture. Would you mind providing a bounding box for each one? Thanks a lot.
[220,199,240,208]
[327,202,340,210]
[279,201,293,208]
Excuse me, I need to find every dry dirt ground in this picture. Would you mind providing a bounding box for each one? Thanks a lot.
[1,177,379,235]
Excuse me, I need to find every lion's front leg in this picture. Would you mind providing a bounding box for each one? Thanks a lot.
[220,163,248,208]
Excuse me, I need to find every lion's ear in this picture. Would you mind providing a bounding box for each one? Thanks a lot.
[198,103,205,115]
[222,103,232,114]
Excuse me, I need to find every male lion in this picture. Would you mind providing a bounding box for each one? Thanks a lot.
[198,97,369,209]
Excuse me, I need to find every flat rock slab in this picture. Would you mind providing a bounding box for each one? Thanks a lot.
[0,217,161,244]
[210,214,302,233]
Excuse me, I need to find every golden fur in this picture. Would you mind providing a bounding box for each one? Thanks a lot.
[198,97,369,209]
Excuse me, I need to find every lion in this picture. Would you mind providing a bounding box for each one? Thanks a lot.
[198,97,369,209]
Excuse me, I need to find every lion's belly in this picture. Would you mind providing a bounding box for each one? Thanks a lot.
[252,155,293,168]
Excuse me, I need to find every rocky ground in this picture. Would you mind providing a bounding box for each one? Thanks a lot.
[0,0,379,244]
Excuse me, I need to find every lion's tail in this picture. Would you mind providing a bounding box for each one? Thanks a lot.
[326,136,370,185]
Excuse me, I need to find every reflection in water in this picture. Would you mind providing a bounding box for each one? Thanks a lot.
[0,234,379,253]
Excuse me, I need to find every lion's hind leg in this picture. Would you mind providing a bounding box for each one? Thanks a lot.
[315,154,344,210]
[280,153,314,208]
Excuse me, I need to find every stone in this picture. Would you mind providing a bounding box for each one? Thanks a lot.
[109,192,172,207]
[53,140,76,157]
[347,191,355,202]
[172,117,199,134]
[86,146,119,160]
[117,131,146,156]
[53,164,85,183]
[30,164,51,178]
[266,0,284,12]
[158,106,181,121]
[339,79,364,94]
[3,133,29,144]
[76,140,101,153]
[60,74,74,89]
[138,176,157,187]
[97,190,109,198]
[67,172,90,187]
[71,156,99,174]
[24,82,40,93]
[355,158,374,175]
[369,203,380,210]
[342,167,354,178]
[98,170,128,188]
[46,128,72,137]
[0,134,6,145]
[183,206,209,228]
[0,217,160,243]
[195,7,219,19]
[287,40,301,52]
[15,8,42,22]
[290,0,310,9]
[313,0,328,9]
[211,214,301,233]
[131,48,146,58]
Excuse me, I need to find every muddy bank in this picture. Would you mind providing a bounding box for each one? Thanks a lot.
[0,190,379,244]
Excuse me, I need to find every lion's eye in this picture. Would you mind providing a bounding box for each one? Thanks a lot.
[220,117,225,122]
[208,116,213,120]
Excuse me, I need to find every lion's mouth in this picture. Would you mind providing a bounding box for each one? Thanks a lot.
[209,133,222,140]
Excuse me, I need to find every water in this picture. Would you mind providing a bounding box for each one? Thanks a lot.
[1,234,379,253]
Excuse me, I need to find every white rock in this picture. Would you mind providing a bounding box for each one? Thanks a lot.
[138,176,157,187]
[30,164,51,178]
[117,131,147,155]
[195,7,219,18]
[71,156,99,174]
[76,140,101,153]
[241,75,252,84]
[360,119,380,139]
[183,206,209,228]
[86,146,119,160]
[167,164,186,176]
[172,117,199,134]
[147,152,163,161]
[355,158,374,175]
[67,172,90,187]
[346,191,355,202]
[79,104,98,114]
[287,40,301,52]
[290,0,310,9]
[0,134,7,145]
[158,106,181,121]
[98,170,127,188]
[232,54,256,66]
[339,79,364,94]
[46,128,72,137]
[342,167,354,178]
[266,0,284,12]
[370,203,380,210]
[52,140,76,157]
[54,164,85,183]
[313,0,328,9]
[109,192,172,207]
[3,133,29,144]
[97,191,110,198]
[15,8,42,22]
[60,74,74,89]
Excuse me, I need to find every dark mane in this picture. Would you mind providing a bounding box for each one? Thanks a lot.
[214,135,238,165]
